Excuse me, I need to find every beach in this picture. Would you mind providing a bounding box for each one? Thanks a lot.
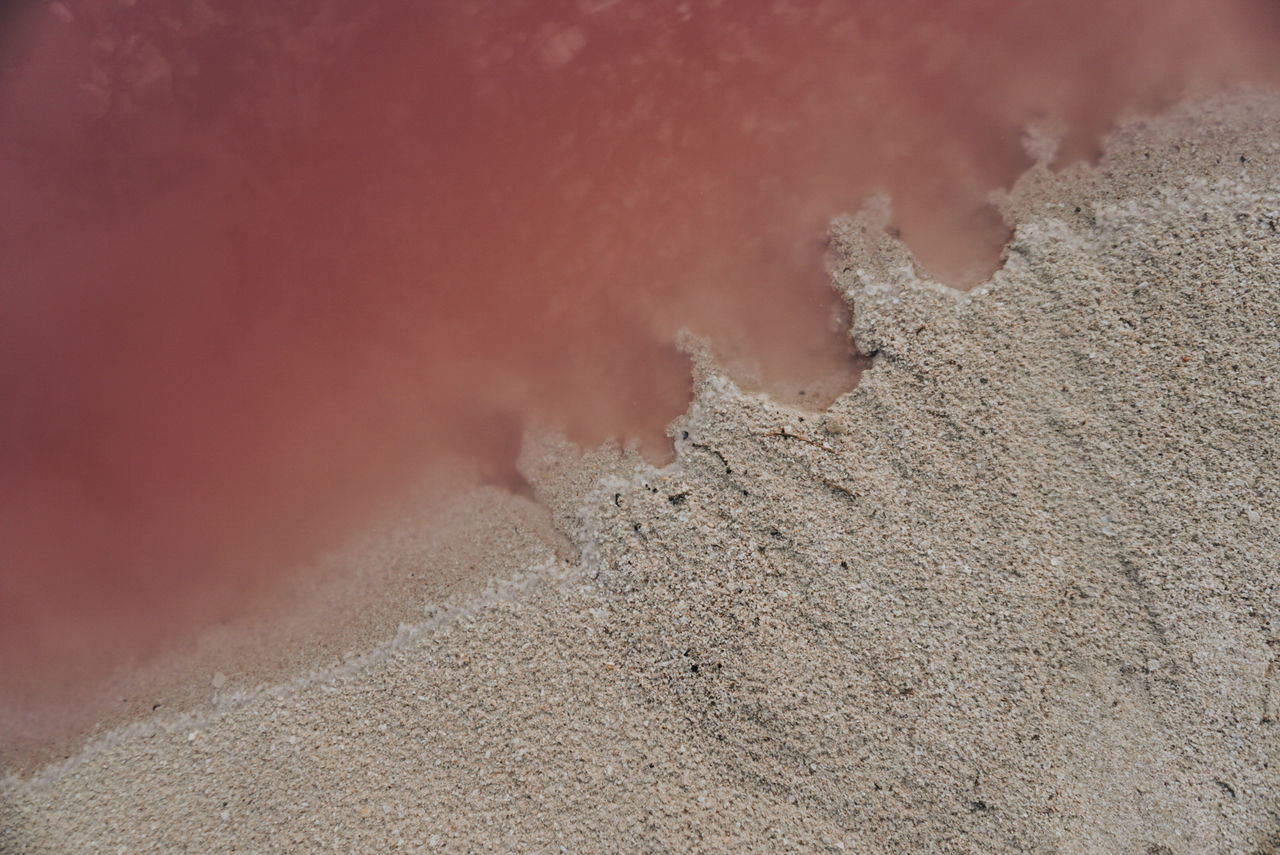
[2,91,1278,853]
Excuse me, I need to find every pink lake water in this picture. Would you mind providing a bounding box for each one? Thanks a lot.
[3,0,1279,724]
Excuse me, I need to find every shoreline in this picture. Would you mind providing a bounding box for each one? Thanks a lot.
[0,478,569,773]
[4,90,1280,853]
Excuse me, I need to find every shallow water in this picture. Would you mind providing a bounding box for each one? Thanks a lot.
[2,0,1278,729]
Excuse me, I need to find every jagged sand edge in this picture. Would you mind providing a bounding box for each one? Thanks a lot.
[3,91,1279,854]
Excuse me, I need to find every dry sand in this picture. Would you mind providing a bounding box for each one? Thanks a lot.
[3,91,1280,853]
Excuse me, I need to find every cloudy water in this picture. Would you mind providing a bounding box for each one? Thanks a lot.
[2,0,1278,729]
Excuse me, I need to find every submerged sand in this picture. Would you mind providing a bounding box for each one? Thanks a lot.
[3,92,1280,853]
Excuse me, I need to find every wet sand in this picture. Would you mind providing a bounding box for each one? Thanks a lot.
[4,92,1279,853]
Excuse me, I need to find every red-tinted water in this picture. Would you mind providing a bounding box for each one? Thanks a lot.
[2,0,1279,726]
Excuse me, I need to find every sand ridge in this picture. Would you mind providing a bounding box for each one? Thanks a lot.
[3,92,1280,853]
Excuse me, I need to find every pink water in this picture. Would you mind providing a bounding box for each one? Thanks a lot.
[2,0,1279,726]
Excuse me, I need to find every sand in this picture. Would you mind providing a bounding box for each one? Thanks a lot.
[0,473,572,773]
[3,91,1280,853]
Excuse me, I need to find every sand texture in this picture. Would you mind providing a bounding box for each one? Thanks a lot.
[3,92,1280,853]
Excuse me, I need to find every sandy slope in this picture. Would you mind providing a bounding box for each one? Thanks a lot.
[3,92,1279,854]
